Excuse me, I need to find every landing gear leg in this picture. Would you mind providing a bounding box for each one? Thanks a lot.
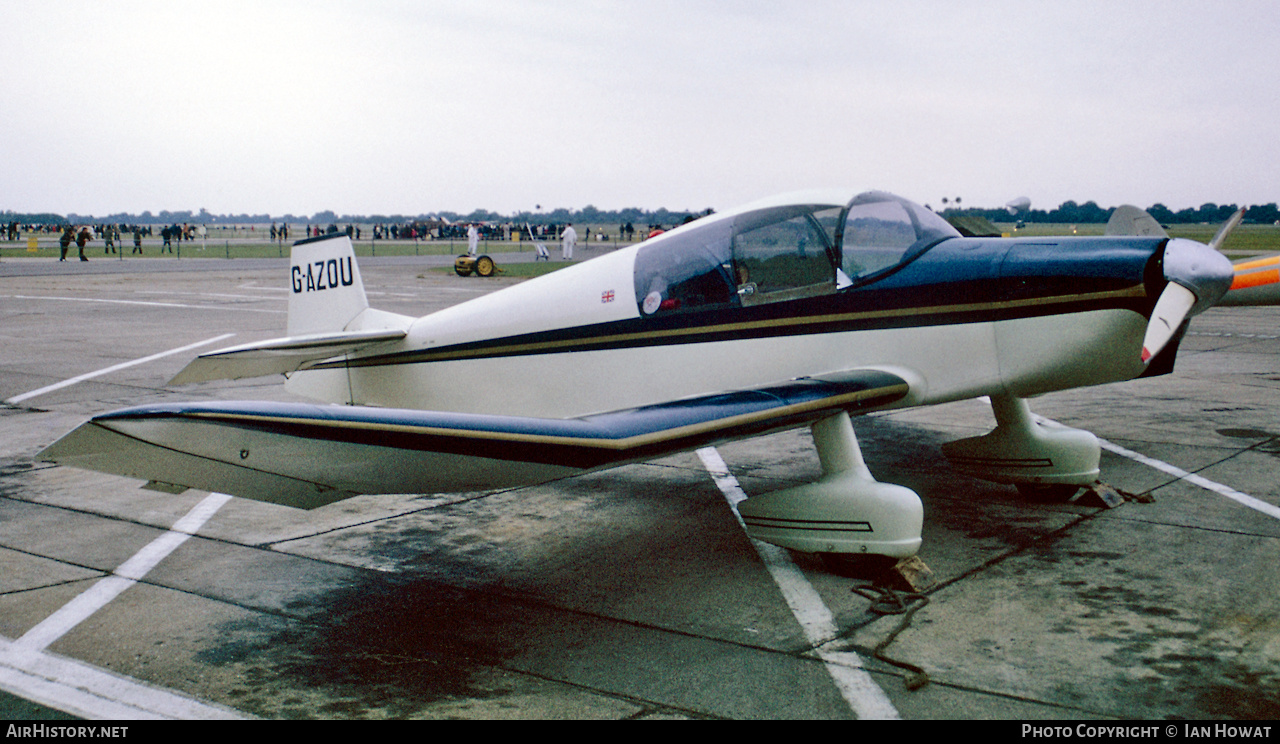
[737,411,923,558]
[941,394,1100,493]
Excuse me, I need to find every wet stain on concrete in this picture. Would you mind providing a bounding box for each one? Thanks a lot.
[196,572,536,718]
[1216,428,1280,458]
[1059,581,1280,719]
[1105,654,1280,719]
[1217,428,1275,439]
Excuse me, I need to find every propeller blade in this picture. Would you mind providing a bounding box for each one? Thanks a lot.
[1208,208,1245,252]
[1142,283,1196,363]
[1138,209,1244,363]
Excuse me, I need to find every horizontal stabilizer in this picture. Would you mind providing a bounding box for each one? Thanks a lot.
[168,328,407,385]
[42,369,909,507]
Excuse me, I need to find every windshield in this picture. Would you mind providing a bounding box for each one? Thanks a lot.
[839,191,959,281]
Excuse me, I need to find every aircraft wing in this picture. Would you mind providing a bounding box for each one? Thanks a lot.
[1220,253,1280,306]
[167,328,407,385]
[39,369,909,509]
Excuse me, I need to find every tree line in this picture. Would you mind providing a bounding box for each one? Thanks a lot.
[1,204,714,228]
[949,200,1280,225]
[5,200,1278,228]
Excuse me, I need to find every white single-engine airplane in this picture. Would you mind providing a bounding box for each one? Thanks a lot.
[41,190,1252,561]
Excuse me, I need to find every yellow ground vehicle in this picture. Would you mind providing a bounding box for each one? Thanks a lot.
[454,254,498,277]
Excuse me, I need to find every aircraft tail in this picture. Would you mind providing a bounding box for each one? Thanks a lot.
[288,233,369,335]
[167,233,411,385]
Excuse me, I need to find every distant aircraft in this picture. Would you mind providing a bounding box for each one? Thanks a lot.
[42,190,1246,561]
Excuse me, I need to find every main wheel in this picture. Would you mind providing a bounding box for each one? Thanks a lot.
[475,255,496,277]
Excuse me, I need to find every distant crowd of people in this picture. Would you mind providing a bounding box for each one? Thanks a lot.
[434,221,657,243]
[51,224,181,260]
[3,218,680,264]
[8,222,210,261]
[3,220,678,244]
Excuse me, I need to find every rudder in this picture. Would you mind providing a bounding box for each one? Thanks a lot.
[288,233,368,335]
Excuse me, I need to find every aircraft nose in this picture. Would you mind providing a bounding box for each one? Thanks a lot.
[1162,237,1235,315]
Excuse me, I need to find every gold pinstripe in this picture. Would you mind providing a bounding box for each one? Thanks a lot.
[319,285,1149,369]
[181,383,909,452]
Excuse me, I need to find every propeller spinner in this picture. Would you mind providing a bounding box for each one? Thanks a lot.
[1138,212,1240,363]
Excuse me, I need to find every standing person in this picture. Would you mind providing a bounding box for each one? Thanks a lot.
[59,226,74,261]
[467,223,479,257]
[561,222,577,260]
[74,227,91,261]
[132,227,143,254]
[104,226,116,254]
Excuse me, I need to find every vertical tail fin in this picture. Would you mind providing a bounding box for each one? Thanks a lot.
[288,234,368,335]
[165,233,407,387]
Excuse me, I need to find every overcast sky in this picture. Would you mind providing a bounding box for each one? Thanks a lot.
[2,1,1277,218]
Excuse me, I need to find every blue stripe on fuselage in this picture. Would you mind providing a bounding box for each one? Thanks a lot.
[319,236,1164,370]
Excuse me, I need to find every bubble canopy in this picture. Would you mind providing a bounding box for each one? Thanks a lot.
[632,191,960,315]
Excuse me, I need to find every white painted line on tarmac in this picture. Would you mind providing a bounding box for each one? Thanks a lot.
[1,492,241,719]
[0,637,247,720]
[13,492,232,654]
[134,290,286,301]
[4,333,234,405]
[697,447,900,721]
[1099,438,1280,521]
[6,294,285,314]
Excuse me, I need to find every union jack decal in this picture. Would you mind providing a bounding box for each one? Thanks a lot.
[601,290,616,303]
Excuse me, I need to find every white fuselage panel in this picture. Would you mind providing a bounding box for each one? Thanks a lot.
[292,308,1145,420]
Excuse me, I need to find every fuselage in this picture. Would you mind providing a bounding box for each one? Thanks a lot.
[288,191,1167,419]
